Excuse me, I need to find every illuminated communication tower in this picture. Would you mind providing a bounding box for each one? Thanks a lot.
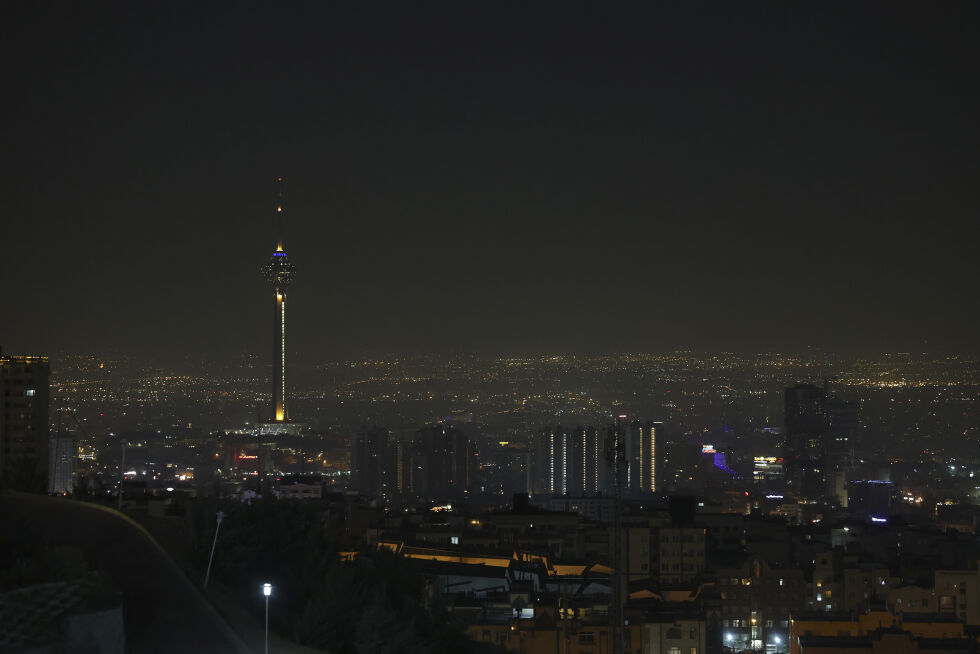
[261,177,295,423]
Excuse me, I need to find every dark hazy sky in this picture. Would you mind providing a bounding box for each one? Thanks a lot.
[2,2,978,360]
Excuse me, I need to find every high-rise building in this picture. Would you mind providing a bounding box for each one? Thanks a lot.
[626,420,661,494]
[527,427,551,497]
[1,353,50,490]
[352,426,399,499]
[529,425,570,497]
[662,439,703,492]
[825,398,858,467]
[529,420,662,498]
[257,178,301,436]
[784,382,828,500]
[567,425,602,496]
[48,432,75,495]
[407,424,476,501]
[784,380,858,503]
[352,426,383,497]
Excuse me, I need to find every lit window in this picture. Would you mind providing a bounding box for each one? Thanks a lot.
[26,389,35,397]
[450,536,459,545]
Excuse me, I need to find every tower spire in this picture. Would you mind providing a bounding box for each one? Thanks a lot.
[275,176,284,252]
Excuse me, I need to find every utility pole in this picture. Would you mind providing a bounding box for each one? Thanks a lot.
[203,510,225,588]
[117,441,126,511]
[606,415,627,654]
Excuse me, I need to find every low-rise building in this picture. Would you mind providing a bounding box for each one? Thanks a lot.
[935,570,980,626]
[712,557,807,652]
[277,482,322,499]
[645,616,707,654]
[659,526,707,584]
[798,629,978,654]
[790,610,967,654]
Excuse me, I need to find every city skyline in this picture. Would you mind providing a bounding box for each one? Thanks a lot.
[4,5,980,653]
[6,342,978,651]
[2,3,979,360]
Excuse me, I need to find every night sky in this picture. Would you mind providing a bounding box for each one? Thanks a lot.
[2,3,978,360]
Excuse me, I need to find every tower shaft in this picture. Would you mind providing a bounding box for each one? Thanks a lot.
[274,291,286,421]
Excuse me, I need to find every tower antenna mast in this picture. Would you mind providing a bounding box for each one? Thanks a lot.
[275,176,285,252]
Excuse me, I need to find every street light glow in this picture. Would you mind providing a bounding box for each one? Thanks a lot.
[262,582,273,654]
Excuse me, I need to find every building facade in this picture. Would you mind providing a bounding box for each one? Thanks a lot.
[1,354,50,489]
[47,432,75,495]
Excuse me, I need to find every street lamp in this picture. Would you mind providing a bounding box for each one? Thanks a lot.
[203,511,225,588]
[262,583,272,654]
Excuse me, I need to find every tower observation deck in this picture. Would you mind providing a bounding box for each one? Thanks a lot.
[258,178,301,436]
